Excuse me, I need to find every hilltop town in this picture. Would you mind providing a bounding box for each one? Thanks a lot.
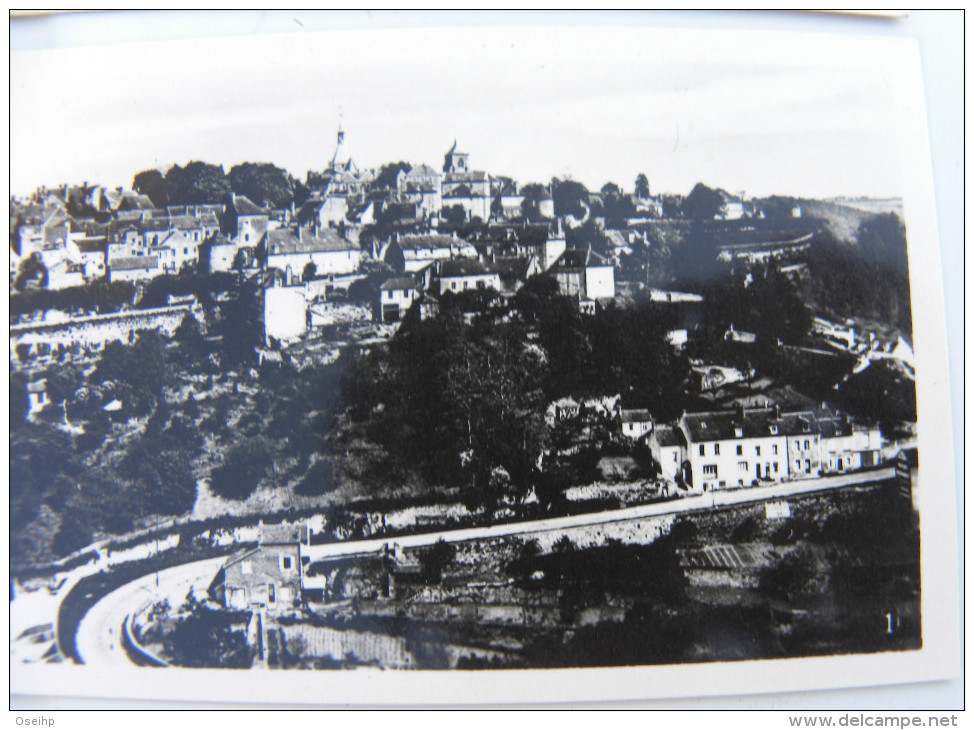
[10,129,920,670]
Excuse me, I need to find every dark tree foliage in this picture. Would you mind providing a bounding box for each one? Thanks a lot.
[51,517,95,559]
[519,183,548,222]
[682,182,725,220]
[419,539,456,583]
[833,361,917,435]
[601,190,636,222]
[227,162,296,209]
[340,277,689,502]
[215,280,261,368]
[695,265,812,346]
[513,534,687,607]
[371,161,412,191]
[294,459,337,497]
[163,604,254,669]
[758,195,799,221]
[10,422,77,527]
[857,212,909,277]
[209,438,273,500]
[132,168,169,208]
[165,161,232,206]
[634,173,650,199]
[14,253,47,291]
[119,414,201,517]
[137,271,235,309]
[346,264,396,303]
[551,179,589,218]
[760,546,817,598]
[565,221,612,257]
[10,279,136,319]
[92,331,172,418]
[802,231,912,336]
[440,204,467,226]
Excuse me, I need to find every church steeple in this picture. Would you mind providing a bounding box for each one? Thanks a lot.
[331,123,346,171]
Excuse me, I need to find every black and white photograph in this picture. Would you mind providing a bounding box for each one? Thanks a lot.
[9,10,961,709]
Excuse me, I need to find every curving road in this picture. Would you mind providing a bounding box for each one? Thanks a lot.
[75,557,227,666]
[71,467,893,667]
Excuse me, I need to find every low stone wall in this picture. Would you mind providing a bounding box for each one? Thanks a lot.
[10,304,197,366]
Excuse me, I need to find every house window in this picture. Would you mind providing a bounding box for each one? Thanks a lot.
[773,463,778,472]
[736,445,743,455]
[755,446,761,456]
[267,584,276,603]
[672,452,678,462]
[698,445,705,456]
[738,461,748,472]
[772,445,778,455]
[281,556,292,571]
[804,440,810,449]
[714,443,720,455]
[703,465,717,477]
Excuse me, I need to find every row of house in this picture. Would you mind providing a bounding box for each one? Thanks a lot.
[643,405,883,491]
[375,229,616,323]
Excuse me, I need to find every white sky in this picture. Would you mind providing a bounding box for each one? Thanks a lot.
[10,13,922,200]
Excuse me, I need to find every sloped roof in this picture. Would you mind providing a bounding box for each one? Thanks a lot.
[259,523,305,545]
[492,256,536,285]
[682,408,781,443]
[653,424,686,448]
[265,228,356,255]
[76,241,106,254]
[231,194,268,217]
[443,183,474,198]
[380,276,418,291]
[620,409,653,423]
[111,255,159,271]
[552,248,611,269]
[400,234,465,251]
[406,163,440,179]
[438,259,498,278]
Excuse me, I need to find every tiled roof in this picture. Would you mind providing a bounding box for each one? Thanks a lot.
[553,248,611,269]
[380,276,418,291]
[232,195,268,217]
[111,255,159,271]
[620,409,653,423]
[400,234,465,251]
[681,406,866,443]
[76,241,106,254]
[653,424,686,448]
[406,164,440,179]
[266,228,356,255]
[438,259,497,278]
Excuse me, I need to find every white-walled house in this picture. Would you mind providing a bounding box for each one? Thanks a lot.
[377,276,419,323]
[108,255,161,282]
[434,259,502,295]
[647,425,687,482]
[549,248,615,303]
[619,409,654,440]
[679,409,789,491]
[263,228,362,280]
